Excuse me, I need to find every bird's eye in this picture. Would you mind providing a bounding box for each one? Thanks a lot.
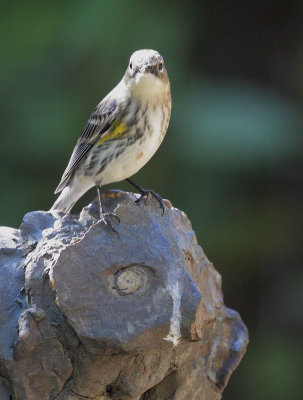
[158,62,163,71]
[129,62,133,69]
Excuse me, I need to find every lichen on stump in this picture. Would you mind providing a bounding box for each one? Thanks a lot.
[0,191,248,400]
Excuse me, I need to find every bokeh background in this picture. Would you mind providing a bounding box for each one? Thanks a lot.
[1,1,302,398]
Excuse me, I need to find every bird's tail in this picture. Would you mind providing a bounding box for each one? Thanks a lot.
[50,187,75,213]
[50,180,93,213]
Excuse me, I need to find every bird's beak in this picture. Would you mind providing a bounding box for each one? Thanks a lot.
[141,64,157,75]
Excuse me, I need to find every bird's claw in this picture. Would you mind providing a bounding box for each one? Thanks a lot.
[135,189,165,215]
[99,212,120,236]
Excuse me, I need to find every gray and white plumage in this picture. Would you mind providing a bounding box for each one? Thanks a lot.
[51,49,171,213]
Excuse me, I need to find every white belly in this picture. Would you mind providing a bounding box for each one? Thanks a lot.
[101,106,165,185]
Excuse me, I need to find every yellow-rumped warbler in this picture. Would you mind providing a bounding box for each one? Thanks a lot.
[50,49,171,230]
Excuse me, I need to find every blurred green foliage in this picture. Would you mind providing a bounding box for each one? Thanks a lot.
[1,1,302,399]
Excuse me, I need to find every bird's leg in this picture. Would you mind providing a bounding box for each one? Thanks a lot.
[126,178,165,215]
[96,185,120,235]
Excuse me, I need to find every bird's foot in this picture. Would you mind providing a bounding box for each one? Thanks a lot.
[135,189,165,215]
[99,212,120,236]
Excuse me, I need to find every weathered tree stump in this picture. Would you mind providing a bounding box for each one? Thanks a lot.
[0,191,248,400]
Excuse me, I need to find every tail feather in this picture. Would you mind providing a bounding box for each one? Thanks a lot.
[50,179,94,213]
[50,187,76,213]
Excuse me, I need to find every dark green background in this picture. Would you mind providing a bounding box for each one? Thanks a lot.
[1,1,302,399]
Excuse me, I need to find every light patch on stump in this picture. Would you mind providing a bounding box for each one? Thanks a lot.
[164,280,183,346]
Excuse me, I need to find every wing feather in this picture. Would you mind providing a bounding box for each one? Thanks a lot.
[55,99,118,193]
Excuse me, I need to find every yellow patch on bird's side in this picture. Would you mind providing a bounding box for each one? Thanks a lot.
[97,120,128,145]
[137,152,144,160]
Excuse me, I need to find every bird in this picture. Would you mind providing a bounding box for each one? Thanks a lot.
[50,49,171,232]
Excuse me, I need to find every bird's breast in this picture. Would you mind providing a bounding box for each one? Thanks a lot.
[91,98,171,186]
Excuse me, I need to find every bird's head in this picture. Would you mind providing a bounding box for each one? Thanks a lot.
[124,49,170,98]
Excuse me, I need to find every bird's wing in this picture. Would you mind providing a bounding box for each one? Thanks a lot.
[55,97,125,193]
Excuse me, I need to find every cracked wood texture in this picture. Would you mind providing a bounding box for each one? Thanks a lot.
[0,191,248,400]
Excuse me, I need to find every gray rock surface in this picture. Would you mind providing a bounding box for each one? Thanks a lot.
[0,190,248,400]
